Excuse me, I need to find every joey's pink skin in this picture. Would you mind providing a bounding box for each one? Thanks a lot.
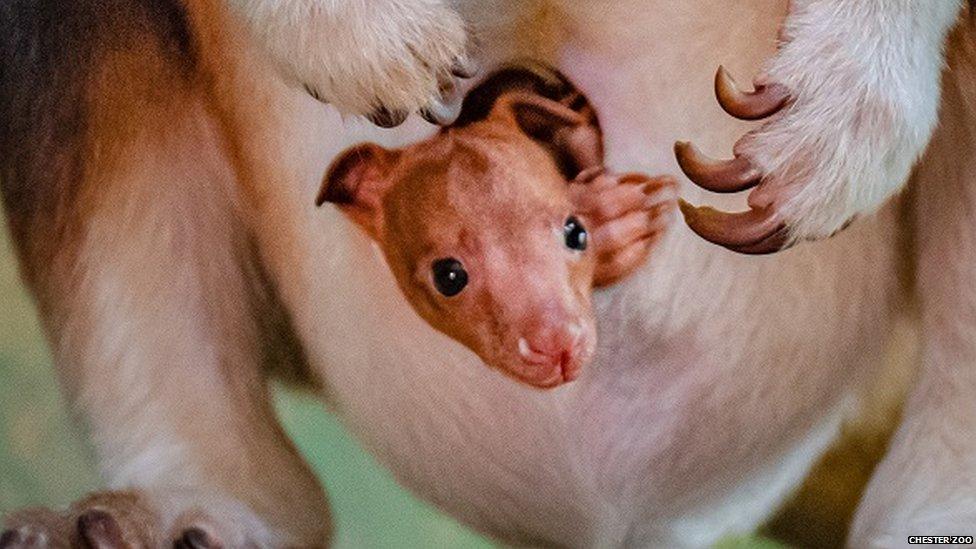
[319,92,675,388]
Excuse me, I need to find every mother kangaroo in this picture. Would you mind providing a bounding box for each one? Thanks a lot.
[1,0,974,547]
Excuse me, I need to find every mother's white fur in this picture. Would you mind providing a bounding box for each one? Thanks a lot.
[6,0,972,546]
[227,0,967,545]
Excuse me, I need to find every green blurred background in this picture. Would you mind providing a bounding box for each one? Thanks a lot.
[0,214,777,548]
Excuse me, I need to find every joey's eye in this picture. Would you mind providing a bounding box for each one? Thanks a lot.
[563,216,588,251]
[431,258,468,297]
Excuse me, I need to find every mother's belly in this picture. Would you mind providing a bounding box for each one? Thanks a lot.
[240,1,901,545]
[301,196,897,546]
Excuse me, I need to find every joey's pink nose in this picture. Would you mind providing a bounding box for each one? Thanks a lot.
[517,321,584,383]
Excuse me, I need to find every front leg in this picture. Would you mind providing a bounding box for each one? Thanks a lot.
[228,0,475,126]
[677,0,963,253]
[571,170,677,286]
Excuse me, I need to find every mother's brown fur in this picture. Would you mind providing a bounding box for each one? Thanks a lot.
[2,1,331,544]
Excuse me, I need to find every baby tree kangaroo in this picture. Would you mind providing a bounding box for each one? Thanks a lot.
[318,65,676,388]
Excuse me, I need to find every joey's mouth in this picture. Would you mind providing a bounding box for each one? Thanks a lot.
[494,345,590,389]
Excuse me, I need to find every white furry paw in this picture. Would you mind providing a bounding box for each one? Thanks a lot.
[676,1,958,253]
[232,0,474,126]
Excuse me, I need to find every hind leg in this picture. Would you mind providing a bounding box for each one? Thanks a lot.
[1,74,329,547]
[850,25,976,545]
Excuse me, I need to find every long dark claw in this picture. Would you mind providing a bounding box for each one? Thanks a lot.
[714,66,790,121]
[451,57,480,79]
[367,107,409,129]
[728,226,791,254]
[77,510,127,549]
[674,141,762,193]
[420,82,464,126]
[0,530,23,549]
[303,84,326,104]
[175,528,220,549]
[678,199,787,253]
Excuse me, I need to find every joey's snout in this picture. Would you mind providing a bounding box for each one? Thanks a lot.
[508,309,595,389]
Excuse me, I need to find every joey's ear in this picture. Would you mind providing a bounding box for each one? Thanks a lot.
[493,92,604,175]
[317,143,400,238]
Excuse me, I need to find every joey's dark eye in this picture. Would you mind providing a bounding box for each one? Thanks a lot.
[563,216,588,251]
[432,258,468,297]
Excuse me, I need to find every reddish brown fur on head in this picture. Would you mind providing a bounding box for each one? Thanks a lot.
[319,62,679,387]
[319,93,603,388]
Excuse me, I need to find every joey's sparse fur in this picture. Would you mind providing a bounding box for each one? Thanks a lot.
[1,0,975,547]
[319,73,675,388]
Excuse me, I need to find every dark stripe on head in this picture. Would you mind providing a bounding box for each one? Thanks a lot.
[453,59,578,128]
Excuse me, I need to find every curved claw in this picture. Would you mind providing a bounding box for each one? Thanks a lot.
[714,66,790,121]
[675,141,762,193]
[451,57,480,79]
[303,84,326,104]
[367,107,409,129]
[678,199,788,254]
[0,530,23,549]
[77,509,127,549]
[729,227,791,255]
[176,528,220,549]
[421,82,464,126]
